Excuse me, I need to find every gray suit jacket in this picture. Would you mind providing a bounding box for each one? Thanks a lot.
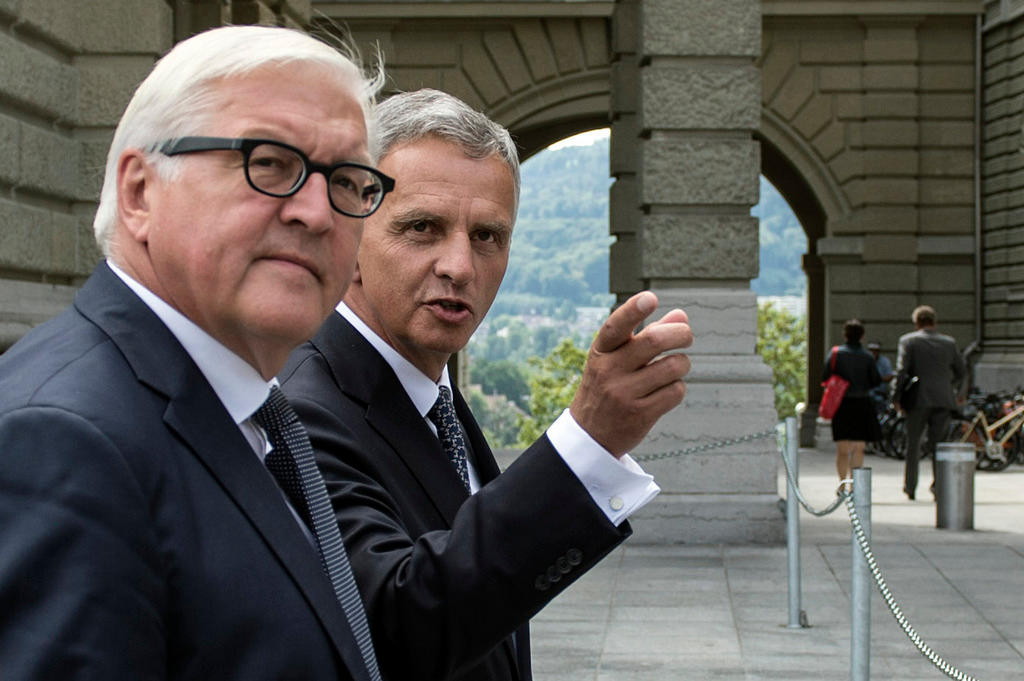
[896,328,966,410]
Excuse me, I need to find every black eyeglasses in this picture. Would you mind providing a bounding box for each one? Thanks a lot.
[158,137,395,218]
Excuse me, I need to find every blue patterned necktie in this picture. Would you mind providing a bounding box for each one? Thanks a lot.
[428,385,471,492]
[253,386,382,681]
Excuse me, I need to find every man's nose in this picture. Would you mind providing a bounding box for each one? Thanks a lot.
[279,172,336,232]
[434,231,474,284]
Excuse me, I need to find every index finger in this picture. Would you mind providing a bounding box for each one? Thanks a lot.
[592,291,658,354]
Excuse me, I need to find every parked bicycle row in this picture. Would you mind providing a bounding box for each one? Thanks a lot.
[868,386,1024,472]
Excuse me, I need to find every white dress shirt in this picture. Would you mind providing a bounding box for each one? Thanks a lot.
[337,302,659,525]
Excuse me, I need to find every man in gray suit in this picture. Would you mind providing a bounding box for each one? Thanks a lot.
[896,305,966,500]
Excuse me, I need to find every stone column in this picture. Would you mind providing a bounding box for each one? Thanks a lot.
[611,0,781,543]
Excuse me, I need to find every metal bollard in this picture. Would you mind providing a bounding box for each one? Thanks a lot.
[935,443,975,530]
[784,417,806,628]
[850,467,871,681]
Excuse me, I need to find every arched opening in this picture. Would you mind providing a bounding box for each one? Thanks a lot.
[758,134,828,445]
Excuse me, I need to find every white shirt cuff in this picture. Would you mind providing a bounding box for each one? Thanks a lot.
[546,409,660,526]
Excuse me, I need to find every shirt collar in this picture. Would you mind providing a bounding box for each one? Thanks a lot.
[336,301,450,417]
[107,260,272,425]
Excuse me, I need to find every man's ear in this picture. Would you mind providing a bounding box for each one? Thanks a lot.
[117,150,156,244]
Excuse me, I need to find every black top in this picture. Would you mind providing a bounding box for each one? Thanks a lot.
[822,342,882,398]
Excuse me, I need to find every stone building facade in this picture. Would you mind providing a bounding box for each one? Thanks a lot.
[4,0,1023,542]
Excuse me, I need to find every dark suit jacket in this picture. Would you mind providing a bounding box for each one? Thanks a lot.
[0,264,369,681]
[896,328,966,410]
[279,311,629,681]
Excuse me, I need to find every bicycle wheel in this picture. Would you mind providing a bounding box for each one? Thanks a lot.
[887,416,907,459]
[948,417,995,470]
[982,423,1018,472]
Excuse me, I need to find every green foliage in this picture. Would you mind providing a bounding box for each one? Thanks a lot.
[757,301,807,418]
[465,387,523,448]
[516,338,588,446]
[468,358,530,410]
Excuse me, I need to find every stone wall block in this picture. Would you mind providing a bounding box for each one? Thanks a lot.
[863,234,920,262]
[846,177,920,207]
[484,30,531,93]
[769,66,813,120]
[0,115,20,186]
[861,119,919,147]
[609,113,638,176]
[230,1,276,26]
[611,0,639,55]
[800,40,862,64]
[0,279,79,351]
[864,92,919,118]
[546,19,585,74]
[609,234,640,294]
[864,64,919,91]
[0,0,17,18]
[863,149,917,176]
[0,201,52,273]
[609,175,638,232]
[21,0,171,54]
[642,0,759,58]
[74,209,103,272]
[641,65,759,130]
[19,123,79,200]
[829,263,920,292]
[921,148,974,176]
[921,64,975,92]
[75,56,157,128]
[812,120,846,161]
[649,288,761,356]
[440,69,484,111]
[392,33,458,66]
[580,18,609,68]
[923,120,976,146]
[388,67,444,93]
[610,59,639,116]
[760,40,796,102]
[510,20,557,85]
[460,42,507,106]
[921,178,975,205]
[0,33,77,120]
[920,263,975,292]
[791,94,833,139]
[819,65,863,92]
[640,137,759,206]
[829,149,864,183]
[48,212,79,275]
[640,214,758,280]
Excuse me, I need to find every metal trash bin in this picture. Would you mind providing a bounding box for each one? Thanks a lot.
[935,443,975,530]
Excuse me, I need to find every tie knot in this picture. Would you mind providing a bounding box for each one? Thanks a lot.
[252,385,298,437]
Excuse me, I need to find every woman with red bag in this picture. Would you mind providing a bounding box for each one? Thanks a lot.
[822,319,883,484]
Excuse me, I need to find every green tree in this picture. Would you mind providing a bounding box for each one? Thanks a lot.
[516,338,588,446]
[466,387,522,448]
[757,301,807,418]
[469,358,530,410]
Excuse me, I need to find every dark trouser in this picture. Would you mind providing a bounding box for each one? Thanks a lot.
[904,407,951,495]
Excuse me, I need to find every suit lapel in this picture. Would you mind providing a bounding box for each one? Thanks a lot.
[313,314,469,523]
[75,265,371,681]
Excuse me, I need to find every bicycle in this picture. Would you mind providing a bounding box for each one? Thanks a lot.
[948,389,1024,472]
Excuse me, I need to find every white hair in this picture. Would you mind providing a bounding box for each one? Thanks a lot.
[374,89,520,215]
[93,25,383,257]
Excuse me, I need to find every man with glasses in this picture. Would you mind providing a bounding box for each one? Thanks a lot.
[280,89,694,681]
[0,26,390,680]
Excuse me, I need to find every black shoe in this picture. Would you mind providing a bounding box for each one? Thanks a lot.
[904,487,915,500]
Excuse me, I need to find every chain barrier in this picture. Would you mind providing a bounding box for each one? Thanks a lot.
[777,434,848,518]
[844,492,981,681]
[633,428,777,463]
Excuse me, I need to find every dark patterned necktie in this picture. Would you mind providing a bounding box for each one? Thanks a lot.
[253,386,382,681]
[427,385,471,492]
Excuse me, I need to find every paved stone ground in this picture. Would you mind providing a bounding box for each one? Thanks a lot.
[526,443,1024,681]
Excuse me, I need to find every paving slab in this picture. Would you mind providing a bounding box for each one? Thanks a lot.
[527,442,1024,680]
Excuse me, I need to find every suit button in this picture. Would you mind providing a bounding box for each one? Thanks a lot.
[556,556,572,574]
[566,548,583,566]
[546,565,561,583]
[535,575,551,591]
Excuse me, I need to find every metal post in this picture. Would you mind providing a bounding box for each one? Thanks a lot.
[850,467,871,681]
[785,416,804,628]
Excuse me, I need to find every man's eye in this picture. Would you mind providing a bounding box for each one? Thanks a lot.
[410,221,429,232]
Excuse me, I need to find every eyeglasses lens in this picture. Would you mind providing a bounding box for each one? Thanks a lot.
[329,166,383,216]
[246,143,305,196]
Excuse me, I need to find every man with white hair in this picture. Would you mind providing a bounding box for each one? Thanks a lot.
[0,26,392,680]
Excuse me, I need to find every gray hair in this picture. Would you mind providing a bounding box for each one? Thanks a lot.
[93,25,384,258]
[374,89,520,215]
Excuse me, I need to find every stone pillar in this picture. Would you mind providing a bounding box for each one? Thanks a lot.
[611,0,781,543]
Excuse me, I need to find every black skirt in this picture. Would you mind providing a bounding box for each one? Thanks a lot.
[830,395,882,442]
